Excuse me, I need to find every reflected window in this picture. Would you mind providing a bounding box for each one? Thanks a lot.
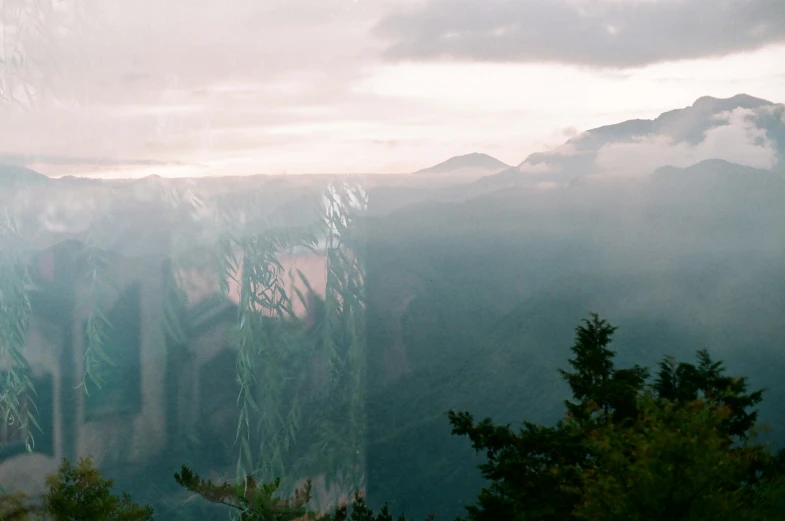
[0,372,54,460]
[83,283,143,420]
[0,385,30,446]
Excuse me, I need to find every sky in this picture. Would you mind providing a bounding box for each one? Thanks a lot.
[0,0,784,179]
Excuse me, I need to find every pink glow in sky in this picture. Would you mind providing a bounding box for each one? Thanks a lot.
[1,0,783,179]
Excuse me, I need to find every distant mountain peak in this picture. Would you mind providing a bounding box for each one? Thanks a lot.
[653,158,776,177]
[468,93,784,192]
[511,92,783,176]
[695,93,771,105]
[57,175,103,185]
[0,164,51,185]
[691,93,773,112]
[135,173,163,182]
[415,153,510,175]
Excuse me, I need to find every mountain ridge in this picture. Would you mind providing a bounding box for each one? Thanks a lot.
[2,93,782,187]
[539,93,776,163]
[0,164,52,186]
[462,93,785,193]
[414,152,510,175]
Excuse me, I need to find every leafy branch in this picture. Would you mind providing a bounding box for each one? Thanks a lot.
[75,219,121,396]
[0,214,39,466]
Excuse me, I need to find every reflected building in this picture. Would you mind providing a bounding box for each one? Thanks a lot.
[0,239,356,513]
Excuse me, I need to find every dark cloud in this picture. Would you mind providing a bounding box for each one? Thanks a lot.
[376,0,785,68]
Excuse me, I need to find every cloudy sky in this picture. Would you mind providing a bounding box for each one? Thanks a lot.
[1,0,784,178]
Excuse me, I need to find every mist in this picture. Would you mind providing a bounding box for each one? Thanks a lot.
[2,1,785,518]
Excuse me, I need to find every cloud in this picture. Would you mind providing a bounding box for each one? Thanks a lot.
[519,162,557,174]
[561,127,580,139]
[541,143,580,158]
[372,139,401,147]
[534,181,563,190]
[3,0,784,178]
[376,0,785,68]
[0,153,188,167]
[0,0,400,169]
[593,107,778,177]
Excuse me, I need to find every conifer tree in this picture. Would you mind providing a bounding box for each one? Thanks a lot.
[446,314,784,521]
[558,313,649,426]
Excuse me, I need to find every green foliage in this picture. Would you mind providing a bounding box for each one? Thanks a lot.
[653,348,765,440]
[175,465,312,521]
[229,229,299,485]
[176,313,785,521]
[174,465,411,521]
[0,457,153,521]
[310,183,367,494]
[0,214,39,472]
[448,410,586,521]
[75,220,124,397]
[572,394,783,521]
[0,489,38,521]
[558,313,650,426]
[41,457,154,521]
[446,314,785,521]
[3,312,784,521]
[1,177,369,509]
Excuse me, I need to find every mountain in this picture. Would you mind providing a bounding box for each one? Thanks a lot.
[475,94,785,191]
[362,163,785,518]
[652,158,781,181]
[57,175,105,186]
[648,159,785,200]
[0,164,52,187]
[414,152,510,176]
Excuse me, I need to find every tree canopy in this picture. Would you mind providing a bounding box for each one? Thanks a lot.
[447,313,785,521]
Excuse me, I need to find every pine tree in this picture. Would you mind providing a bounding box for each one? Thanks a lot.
[558,313,649,426]
[653,349,764,440]
[446,314,784,521]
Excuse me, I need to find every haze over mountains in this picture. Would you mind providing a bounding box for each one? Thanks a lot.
[2,0,785,515]
[475,93,785,191]
[3,93,785,521]
[2,93,784,240]
[4,94,782,187]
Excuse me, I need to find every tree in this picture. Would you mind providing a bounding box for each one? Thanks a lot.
[6,314,784,521]
[447,314,785,521]
[41,457,154,521]
[653,349,764,439]
[177,314,783,521]
[173,464,410,521]
[0,456,154,521]
[572,393,783,521]
[447,411,585,521]
[558,313,650,426]
[174,466,312,521]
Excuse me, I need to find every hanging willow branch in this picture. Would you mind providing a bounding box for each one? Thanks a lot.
[318,181,368,495]
[231,230,302,488]
[202,195,330,499]
[160,181,209,348]
[74,217,122,396]
[0,214,40,459]
[0,170,369,508]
